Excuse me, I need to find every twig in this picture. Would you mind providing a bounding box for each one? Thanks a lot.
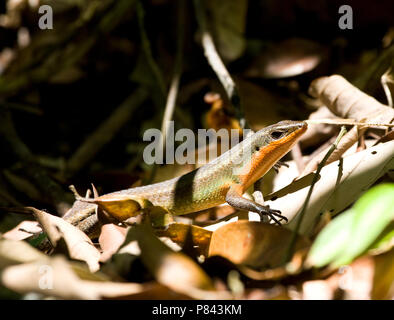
[193,0,248,129]
[160,0,185,145]
[306,118,394,128]
[65,86,148,178]
[282,126,347,264]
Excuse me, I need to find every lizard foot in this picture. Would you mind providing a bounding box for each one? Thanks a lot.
[258,206,288,226]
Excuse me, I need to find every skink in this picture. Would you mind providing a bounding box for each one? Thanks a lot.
[75,120,307,226]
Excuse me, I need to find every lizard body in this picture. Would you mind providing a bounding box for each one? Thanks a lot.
[83,120,307,225]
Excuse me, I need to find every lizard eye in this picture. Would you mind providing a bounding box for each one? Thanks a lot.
[270,131,284,140]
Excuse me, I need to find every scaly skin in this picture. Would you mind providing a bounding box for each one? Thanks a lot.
[91,120,308,224]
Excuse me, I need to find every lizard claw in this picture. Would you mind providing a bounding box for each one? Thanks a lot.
[258,206,288,226]
[273,161,289,172]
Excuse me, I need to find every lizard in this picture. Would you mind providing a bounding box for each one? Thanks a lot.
[71,120,308,227]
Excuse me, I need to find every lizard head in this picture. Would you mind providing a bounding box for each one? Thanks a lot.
[236,120,308,191]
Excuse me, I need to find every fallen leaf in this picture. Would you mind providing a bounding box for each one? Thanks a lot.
[208,220,310,269]
[1,255,150,299]
[2,220,42,241]
[32,207,101,272]
[99,223,129,262]
[125,220,218,298]
[154,223,212,256]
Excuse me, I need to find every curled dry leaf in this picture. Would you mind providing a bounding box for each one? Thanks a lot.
[265,140,394,235]
[309,75,394,123]
[208,220,310,269]
[32,207,100,272]
[305,75,394,172]
[1,255,150,300]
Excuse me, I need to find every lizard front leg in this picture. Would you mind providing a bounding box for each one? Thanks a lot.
[225,186,288,225]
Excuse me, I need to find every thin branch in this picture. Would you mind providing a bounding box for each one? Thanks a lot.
[193,0,248,129]
[160,0,185,145]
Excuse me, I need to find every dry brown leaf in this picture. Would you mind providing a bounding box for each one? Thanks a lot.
[154,223,212,256]
[127,221,218,298]
[208,220,310,269]
[1,255,150,299]
[309,75,394,123]
[237,247,309,281]
[32,207,100,272]
[99,223,129,262]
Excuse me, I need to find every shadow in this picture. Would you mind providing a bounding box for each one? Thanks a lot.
[264,172,320,201]
[173,168,199,212]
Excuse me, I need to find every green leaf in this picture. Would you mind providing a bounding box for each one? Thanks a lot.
[307,183,394,268]
[333,183,394,266]
[369,222,394,255]
[306,209,354,268]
